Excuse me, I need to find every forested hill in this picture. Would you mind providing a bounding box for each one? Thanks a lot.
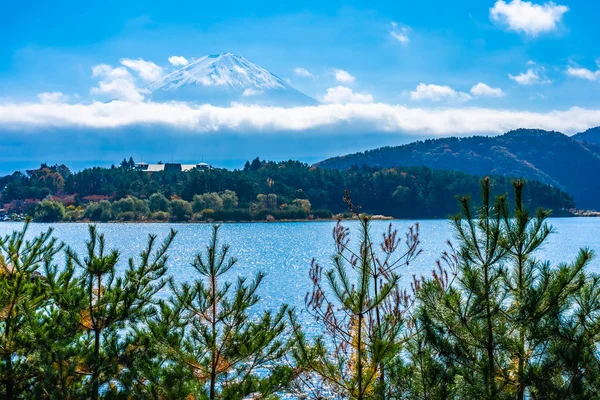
[316,128,600,209]
[0,160,573,221]
[573,126,600,145]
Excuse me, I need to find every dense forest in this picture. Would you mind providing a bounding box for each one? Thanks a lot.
[573,126,600,145]
[0,181,599,399]
[317,128,600,209]
[0,157,573,222]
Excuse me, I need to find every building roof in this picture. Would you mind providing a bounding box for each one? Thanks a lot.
[135,162,212,172]
[146,164,165,172]
[181,164,198,172]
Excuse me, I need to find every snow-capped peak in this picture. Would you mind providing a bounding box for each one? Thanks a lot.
[148,53,288,92]
[147,53,317,106]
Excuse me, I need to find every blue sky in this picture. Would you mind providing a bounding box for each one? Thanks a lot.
[1,0,600,171]
[2,0,600,107]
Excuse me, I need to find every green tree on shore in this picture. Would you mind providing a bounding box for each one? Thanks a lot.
[170,199,192,221]
[148,193,170,213]
[34,200,66,222]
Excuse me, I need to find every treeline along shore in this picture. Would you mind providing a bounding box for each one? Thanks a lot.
[0,180,598,399]
[0,157,574,223]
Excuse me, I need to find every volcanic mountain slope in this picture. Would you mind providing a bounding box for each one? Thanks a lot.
[147,52,317,106]
[316,129,600,209]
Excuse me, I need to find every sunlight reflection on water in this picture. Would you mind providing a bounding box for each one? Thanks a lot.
[1,218,599,337]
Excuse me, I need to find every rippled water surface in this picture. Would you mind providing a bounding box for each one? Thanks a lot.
[1,218,599,333]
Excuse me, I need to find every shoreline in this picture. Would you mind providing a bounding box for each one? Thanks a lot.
[0,216,397,224]
[0,213,586,224]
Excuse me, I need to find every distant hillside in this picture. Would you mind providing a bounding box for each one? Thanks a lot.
[573,127,600,145]
[316,129,600,209]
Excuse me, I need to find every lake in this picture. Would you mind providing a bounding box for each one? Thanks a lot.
[1,218,599,335]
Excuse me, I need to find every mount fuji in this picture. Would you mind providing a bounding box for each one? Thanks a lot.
[147,53,317,106]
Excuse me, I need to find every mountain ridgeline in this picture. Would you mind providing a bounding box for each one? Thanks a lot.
[573,126,600,145]
[317,128,600,209]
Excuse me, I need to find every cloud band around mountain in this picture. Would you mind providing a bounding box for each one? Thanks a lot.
[0,100,599,135]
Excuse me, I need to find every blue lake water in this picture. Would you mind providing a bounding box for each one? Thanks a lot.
[1,218,599,335]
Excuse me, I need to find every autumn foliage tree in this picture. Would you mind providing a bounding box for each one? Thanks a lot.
[290,192,421,399]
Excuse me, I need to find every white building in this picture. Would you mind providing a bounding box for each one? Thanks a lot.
[134,162,212,172]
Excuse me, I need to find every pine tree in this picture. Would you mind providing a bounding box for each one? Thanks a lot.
[545,270,600,398]
[29,282,84,399]
[417,178,596,399]
[0,221,62,399]
[395,251,460,400]
[290,193,421,399]
[497,180,589,398]
[417,178,509,398]
[151,224,292,399]
[42,225,175,399]
[249,157,263,171]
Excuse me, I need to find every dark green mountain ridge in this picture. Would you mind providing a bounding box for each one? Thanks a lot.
[316,128,600,209]
[573,126,600,145]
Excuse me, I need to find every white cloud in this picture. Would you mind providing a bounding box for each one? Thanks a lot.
[92,64,129,79]
[168,56,189,66]
[91,80,147,103]
[509,68,551,85]
[1,101,600,136]
[90,64,148,103]
[567,66,600,81]
[321,86,374,104]
[242,88,263,97]
[411,82,505,101]
[470,83,505,97]
[333,69,356,84]
[410,83,472,102]
[390,22,410,44]
[294,67,313,78]
[120,58,163,81]
[37,92,69,104]
[490,0,568,37]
